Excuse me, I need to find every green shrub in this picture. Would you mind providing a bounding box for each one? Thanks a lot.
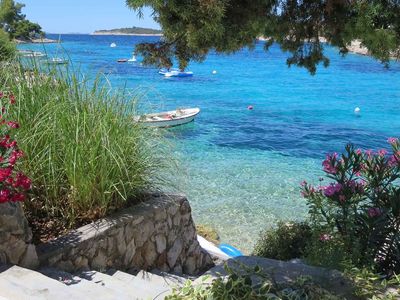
[166,263,342,300]
[301,143,400,275]
[0,61,171,236]
[253,221,312,261]
[0,29,15,61]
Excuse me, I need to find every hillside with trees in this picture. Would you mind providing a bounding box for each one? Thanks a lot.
[93,26,162,35]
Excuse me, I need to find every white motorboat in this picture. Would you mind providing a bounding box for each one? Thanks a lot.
[158,68,193,77]
[128,54,137,62]
[19,50,46,58]
[45,58,68,65]
[135,108,200,128]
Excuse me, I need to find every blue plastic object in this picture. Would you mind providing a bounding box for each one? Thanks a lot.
[219,243,243,257]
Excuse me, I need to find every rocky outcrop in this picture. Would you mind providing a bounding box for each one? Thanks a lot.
[37,193,213,275]
[0,202,39,269]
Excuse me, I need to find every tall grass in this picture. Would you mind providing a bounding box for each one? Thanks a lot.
[0,60,171,230]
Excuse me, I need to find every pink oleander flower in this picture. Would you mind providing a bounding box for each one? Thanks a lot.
[356,148,362,155]
[323,183,342,197]
[388,137,398,145]
[378,149,387,157]
[319,233,332,242]
[368,207,382,218]
[322,153,338,174]
[300,180,307,187]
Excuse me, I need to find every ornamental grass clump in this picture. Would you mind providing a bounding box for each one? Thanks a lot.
[301,142,400,276]
[0,62,170,241]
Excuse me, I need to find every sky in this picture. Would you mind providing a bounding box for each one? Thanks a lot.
[20,0,160,34]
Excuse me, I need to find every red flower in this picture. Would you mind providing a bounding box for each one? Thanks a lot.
[0,189,10,203]
[9,94,15,105]
[7,121,19,129]
[14,173,31,190]
[10,193,25,202]
[0,167,12,182]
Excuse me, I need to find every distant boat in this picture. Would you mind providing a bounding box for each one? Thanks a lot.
[110,42,117,48]
[117,59,128,63]
[128,54,137,62]
[18,50,46,58]
[45,58,68,65]
[134,108,200,128]
[159,68,193,77]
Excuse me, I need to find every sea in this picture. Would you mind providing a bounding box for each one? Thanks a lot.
[18,34,400,253]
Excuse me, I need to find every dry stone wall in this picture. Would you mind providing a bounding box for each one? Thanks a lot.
[0,202,38,269]
[37,193,213,275]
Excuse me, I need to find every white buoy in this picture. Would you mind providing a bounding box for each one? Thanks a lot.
[354,107,361,114]
[212,70,217,74]
[110,42,117,48]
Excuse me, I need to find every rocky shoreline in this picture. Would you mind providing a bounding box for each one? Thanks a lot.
[15,37,58,44]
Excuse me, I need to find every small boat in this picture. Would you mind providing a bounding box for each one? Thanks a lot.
[110,42,117,48]
[117,59,128,63]
[127,54,137,62]
[158,68,193,77]
[135,108,200,128]
[45,58,68,65]
[18,50,46,58]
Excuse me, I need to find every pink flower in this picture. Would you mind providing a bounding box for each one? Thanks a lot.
[378,149,387,157]
[0,167,12,182]
[367,207,381,218]
[0,189,10,203]
[323,183,342,197]
[319,234,332,242]
[356,149,362,155]
[7,121,19,129]
[322,153,338,174]
[300,180,307,187]
[388,137,398,145]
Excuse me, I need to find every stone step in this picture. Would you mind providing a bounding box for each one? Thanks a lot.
[40,267,132,300]
[0,265,85,300]
[78,270,170,300]
[133,270,187,289]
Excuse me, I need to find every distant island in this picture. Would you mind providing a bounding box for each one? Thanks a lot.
[92,27,162,36]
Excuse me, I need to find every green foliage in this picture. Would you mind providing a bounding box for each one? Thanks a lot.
[253,222,312,261]
[0,61,171,230]
[301,143,400,276]
[126,0,400,74]
[0,0,42,39]
[345,267,400,299]
[0,28,15,60]
[166,263,342,300]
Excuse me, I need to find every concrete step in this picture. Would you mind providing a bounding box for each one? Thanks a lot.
[40,267,133,300]
[78,270,170,300]
[133,270,187,289]
[0,265,85,300]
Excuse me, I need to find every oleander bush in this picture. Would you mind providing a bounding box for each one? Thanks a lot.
[0,91,31,203]
[0,61,171,240]
[301,142,400,276]
[253,221,312,261]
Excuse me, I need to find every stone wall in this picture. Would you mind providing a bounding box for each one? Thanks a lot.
[0,202,38,269]
[37,193,213,275]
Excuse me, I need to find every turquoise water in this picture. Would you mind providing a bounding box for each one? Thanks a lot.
[19,35,400,252]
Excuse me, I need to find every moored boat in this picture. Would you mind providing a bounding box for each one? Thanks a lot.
[18,50,46,58]
[158,68,193,77]
[117,59,128,63]
[127,54,137,62]
[135,108,200,128]
[45,58,68,65]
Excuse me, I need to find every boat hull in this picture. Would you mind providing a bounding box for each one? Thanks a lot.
[136,108,200,128]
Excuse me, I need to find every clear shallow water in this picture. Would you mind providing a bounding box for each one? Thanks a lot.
[19,34,400,252]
